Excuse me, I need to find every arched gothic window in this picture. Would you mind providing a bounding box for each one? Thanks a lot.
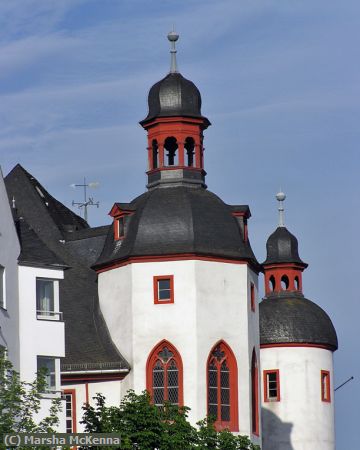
[251,349,259,435]
[146,340,183,407]
[207,341,239,431]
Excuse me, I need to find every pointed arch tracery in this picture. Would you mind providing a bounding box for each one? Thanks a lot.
[146,340,183,407]
[207,341,239,431]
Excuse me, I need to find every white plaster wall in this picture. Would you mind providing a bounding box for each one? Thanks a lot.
[62,380,122,431]
[98,259,261,443]
[261,346,335,450]
[0,168,21,368]
[18,265,66,428]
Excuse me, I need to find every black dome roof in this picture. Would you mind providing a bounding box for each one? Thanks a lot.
[140,72,209,125]
[95,186,259,270]
[263,226,307,266]
[260,294,338,350]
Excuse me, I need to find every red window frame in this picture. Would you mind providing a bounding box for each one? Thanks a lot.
[114,216,125,241]
[251,350,259,436]
[206,341,239,432]
[263,369,280,402]
[250,283,256,312]
[146,340,183,406]
[321,370,331,402]
[153,275,174,304]
[64,389,77,433]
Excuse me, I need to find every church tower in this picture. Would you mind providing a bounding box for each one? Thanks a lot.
[94,32,261,444]
[260,193,338,450]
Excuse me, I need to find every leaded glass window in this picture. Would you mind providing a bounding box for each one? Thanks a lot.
[147,342,182,407]
[207,342,238,431]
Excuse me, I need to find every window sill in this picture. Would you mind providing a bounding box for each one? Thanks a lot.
[36,311,63,321]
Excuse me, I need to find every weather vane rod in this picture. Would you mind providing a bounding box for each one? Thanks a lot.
[276,190,286,227]
[168,29,179,73]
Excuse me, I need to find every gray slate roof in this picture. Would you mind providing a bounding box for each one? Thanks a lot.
[16,217,67,268]
[259,293,338,350]
[94,185,260,271]
[5,164,129,373]
[140,72,210,126]
[263,226,307,266]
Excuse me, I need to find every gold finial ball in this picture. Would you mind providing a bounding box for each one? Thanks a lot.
[168,31,179,42]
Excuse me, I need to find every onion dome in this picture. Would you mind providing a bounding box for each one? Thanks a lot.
[141,72,207,124]
[140,31,210,127]
[263,226,307,266]
[260,294,338,350]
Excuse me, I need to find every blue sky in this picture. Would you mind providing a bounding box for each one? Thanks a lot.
[1,0,359,445]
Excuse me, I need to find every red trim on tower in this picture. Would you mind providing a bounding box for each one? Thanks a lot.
[153,275,174,304]
[321,370,331,402]
[146,340,184,406]
[206,340,239,432]
[250,283,256,312]
[263,369,280,402]
[260,343,335,351]
[95,254,252,274]
[251,350,260,436]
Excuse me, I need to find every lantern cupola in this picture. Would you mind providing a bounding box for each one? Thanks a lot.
[140,31,210,189]
[263,192,308,297]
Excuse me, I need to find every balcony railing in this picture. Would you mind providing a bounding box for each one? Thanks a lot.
[36,310,63,321]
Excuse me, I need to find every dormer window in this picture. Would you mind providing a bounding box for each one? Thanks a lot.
[109,203,135,242]
[115,216,125,240]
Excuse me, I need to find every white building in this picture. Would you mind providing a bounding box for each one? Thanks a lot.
[1,33,338,448]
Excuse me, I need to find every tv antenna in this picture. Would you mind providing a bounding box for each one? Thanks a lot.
[70,177,100,222]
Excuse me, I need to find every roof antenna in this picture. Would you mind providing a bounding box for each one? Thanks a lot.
[276,190,286,227]
[167,27,179,73]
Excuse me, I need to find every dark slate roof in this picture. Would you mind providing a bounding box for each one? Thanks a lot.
[94,185,260,271]
[140,72,210,126]
[259,293,338,350]
[16,217,67,268]
[263,226,307,266]
[5,164,129,373]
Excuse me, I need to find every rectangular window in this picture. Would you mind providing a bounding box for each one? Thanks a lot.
[0,266,5,308]
[37,356,56,392]
[36,278,54,315]
[114,217,125,240]
[321,370,331,402]
[64,390,77,433]
[153,275,174,304]
[250,283,255,312]
[264,369,280,402]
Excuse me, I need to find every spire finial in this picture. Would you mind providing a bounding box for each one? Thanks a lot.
[276,190,286,227]
[167,29,179,73]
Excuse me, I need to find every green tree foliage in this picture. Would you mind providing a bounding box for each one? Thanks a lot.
[0,349,62,447]
[81,390,261,450]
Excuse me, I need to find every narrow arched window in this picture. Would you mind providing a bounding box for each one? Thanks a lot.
[281,275,289,290]
[207,341,238,431]
[269,275,276,292]
[184,137,195,167]
[294,276,299,290]
[146,340,183,407]
[251,349,259,435]
[164,137,178,166]
[152,139,158,169]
